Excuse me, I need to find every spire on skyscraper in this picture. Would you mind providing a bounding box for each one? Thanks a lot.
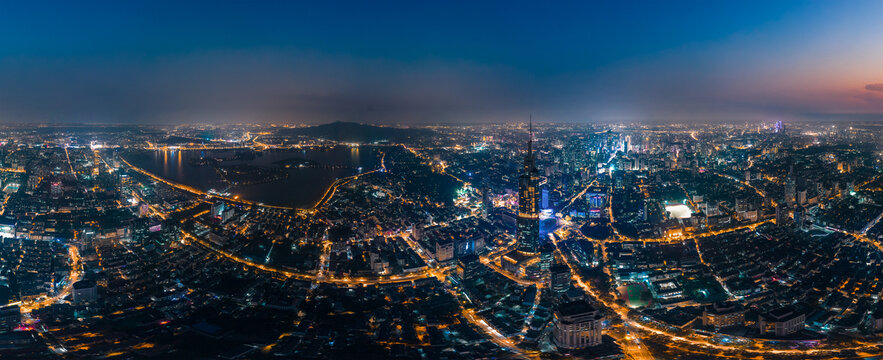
[528,114,532,158]
[524,115,537,174]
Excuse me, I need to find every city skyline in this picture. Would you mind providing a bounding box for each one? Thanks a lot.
[0,120,880,359]
[0,3,881,359]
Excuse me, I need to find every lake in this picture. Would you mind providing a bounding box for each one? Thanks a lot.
[124,146,383,208]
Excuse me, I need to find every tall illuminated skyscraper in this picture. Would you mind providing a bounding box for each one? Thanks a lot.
[517,119,540,253]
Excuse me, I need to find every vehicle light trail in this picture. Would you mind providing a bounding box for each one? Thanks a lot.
[180,229,439,286]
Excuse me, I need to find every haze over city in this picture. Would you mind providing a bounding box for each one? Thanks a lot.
[1,1,883,124]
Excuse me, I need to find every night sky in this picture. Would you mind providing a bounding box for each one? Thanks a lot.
[1,1,881,124]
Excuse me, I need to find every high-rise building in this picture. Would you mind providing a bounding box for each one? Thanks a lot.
[50,181,62,198]
[784,179,796,205]
[221,206,235,223]
[93,150,102,176]
[0,305,20,332]
[73,280,99,304]
[212,201,225,219]
[434,238,454,262]
[412,222,424,242]
[211,202,235,223]
[550,264,572,293]
[553,300,603,349]
[702,302,745,329]
[456,254,483,280]
[482,188,494,218]
[586,187,607,210]
[794,205,806,231]
[758,306,806,337]
[538,244,554,272]
[517,119,540,254]
[775,204,786,225]
[872,307,883,333]
[785,165,796,205]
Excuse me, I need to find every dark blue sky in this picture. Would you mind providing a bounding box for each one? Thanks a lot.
[0,1,881,124]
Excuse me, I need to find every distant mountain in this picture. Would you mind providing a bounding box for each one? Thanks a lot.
[282,122,432,143]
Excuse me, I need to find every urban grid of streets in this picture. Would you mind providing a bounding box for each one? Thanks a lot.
[111,136,883,358]
[5,126,883,359]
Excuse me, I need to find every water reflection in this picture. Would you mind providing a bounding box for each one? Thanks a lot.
[126,146,382,208]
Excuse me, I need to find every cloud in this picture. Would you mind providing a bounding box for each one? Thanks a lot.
[865,84,883,92]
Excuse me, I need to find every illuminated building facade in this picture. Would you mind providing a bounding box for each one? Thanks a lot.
[517,121,540,253]
[550,264,572,293]
[212,201,235,223]
[553,300,603,349]
[0,305,20,332]
[758,306,806,337]
[702,302,745,329]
